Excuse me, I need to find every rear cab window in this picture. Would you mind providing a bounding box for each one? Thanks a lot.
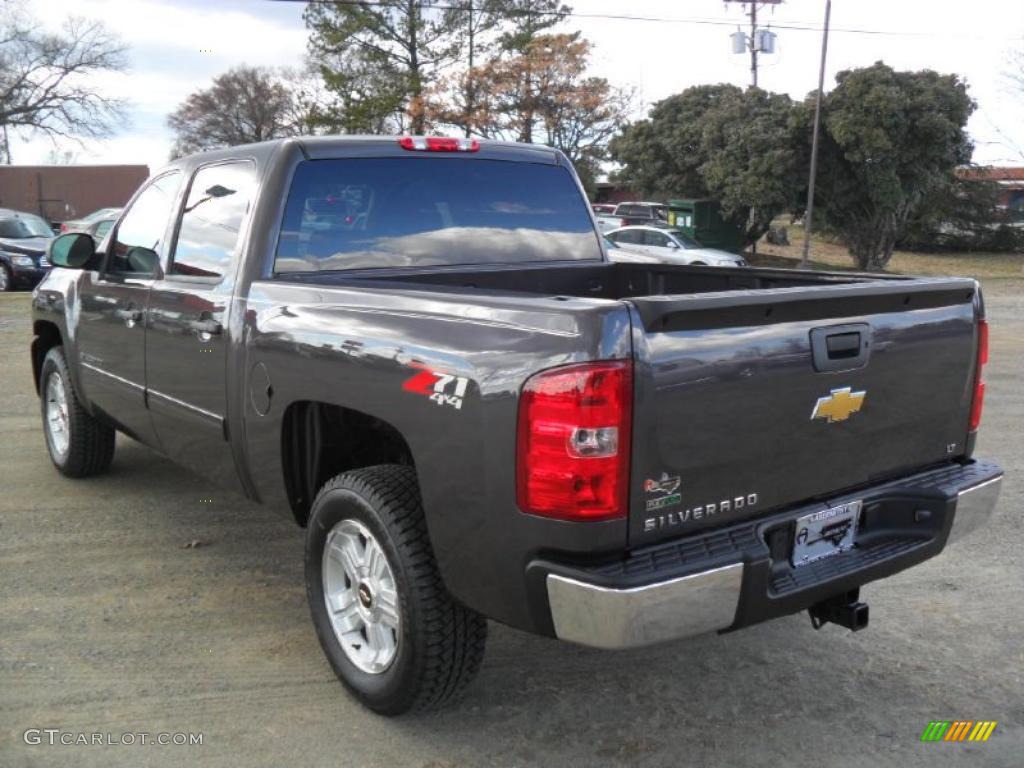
[274,157,602,273]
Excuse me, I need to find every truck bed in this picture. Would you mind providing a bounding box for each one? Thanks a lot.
[310,261,981,546]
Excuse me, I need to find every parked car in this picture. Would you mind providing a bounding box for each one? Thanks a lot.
[602,234,660,264]
[595,201,669,232]
[592,203,616,215]
[606,225,747,267]
[34,136,1000,716]
[0,209,53,291]
[60,207,122,240]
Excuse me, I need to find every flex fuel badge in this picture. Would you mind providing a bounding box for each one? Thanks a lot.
[402,364,470,410]
[644,473,682,511]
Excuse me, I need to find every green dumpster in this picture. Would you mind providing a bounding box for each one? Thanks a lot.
[665,199,743,254]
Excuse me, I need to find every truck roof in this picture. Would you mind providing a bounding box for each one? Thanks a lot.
[163,135,564,175]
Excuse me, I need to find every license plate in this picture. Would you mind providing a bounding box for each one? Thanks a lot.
[792,501,861,567]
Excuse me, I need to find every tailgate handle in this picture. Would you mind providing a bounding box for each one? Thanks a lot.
[810,323,871,372]
[826,332,861,358]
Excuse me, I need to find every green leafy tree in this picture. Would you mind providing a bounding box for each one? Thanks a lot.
[610,85,804,247]
[497,0,572,54]
[305,0,465,134]
[898,174,1023,252]
[813,62,975,270]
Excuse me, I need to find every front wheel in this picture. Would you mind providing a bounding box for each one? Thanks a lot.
[40,347,115,477]
[305,465,487,714]
[0,264,12,292]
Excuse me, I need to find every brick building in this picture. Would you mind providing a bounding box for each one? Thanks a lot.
[0,164,149,223]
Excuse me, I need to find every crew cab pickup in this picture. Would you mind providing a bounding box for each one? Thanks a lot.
[32,136,1003,715]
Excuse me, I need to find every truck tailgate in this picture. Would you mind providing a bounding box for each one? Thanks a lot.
[628,278,981,545]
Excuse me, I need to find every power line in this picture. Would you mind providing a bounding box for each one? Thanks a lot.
[276,0,1024,41]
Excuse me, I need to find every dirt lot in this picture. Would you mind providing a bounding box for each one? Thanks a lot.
[1,273,1021,768]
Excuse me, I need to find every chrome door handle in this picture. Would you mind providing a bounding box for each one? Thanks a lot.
[188,318,222,336]
[114,307,143,326]
[188,315,223,342]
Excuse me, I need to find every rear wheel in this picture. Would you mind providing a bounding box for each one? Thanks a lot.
[40,347,115,477]
[305,465,487,714]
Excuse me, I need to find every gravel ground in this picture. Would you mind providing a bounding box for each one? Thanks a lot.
[1,282,1021,768]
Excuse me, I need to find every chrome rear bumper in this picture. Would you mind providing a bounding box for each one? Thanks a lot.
[948,475,1002,544]
[545,464,1002,650]
[546,563,744,650]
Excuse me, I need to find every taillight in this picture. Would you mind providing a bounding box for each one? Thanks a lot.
[620,218,629,228]
[398,136,479,152]
[969,319,988,431]
[516,361,632,521]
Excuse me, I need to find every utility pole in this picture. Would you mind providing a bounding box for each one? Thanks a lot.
[728,2,778,256]
[728,2,778,88]
[800,0,832,269]
[749,2,758,87]
[464,0,475,138]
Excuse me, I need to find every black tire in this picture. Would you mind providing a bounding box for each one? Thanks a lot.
[0,263,12,292]
[39,347,115,477]
[305,465,487,715]
[690,261,707,266]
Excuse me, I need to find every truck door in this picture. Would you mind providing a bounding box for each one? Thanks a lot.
[74,171,182,446]
[144,160,256,488]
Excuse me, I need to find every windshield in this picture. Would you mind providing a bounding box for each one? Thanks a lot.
[83,208,118,223]
[0,215,52,239]
[275,157,602,273]
[666,229,701,248]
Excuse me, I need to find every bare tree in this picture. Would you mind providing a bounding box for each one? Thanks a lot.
[999,47,1024,161]
[0,1,128,163]
[167,66,319,158]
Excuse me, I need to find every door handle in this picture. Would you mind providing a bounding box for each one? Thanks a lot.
[114,307,143,326]
[188,317,223,338]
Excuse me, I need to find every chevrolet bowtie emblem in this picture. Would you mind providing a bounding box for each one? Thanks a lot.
[811,387,866,423]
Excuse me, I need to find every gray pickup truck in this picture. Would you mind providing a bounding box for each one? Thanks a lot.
[32,136,1002,714]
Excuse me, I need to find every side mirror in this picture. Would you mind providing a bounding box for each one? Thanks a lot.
[48,232,96,269]
[125,246,159,274]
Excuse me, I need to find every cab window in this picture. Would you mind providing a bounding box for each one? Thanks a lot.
[170,161,256,280]
[109,172,181,275]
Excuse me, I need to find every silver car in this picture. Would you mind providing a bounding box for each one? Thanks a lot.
[606,225,747,267]
[602,235,661,264]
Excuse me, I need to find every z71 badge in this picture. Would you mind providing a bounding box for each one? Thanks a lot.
[402,365,470,410]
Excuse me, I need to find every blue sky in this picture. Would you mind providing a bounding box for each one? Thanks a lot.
[13,0,1024,172]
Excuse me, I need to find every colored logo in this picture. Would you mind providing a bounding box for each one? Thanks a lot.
[811,386,866,423]
[920,721,997,742]
[643,473,682,512]
[402,364,470,410]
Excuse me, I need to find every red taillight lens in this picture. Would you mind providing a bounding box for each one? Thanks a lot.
[516,361,632,521]
[398,136,480,152]
[620,218,629,228]
[969,319,988,431]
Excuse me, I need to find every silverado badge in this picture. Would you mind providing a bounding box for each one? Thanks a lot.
[811,386,866,423]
